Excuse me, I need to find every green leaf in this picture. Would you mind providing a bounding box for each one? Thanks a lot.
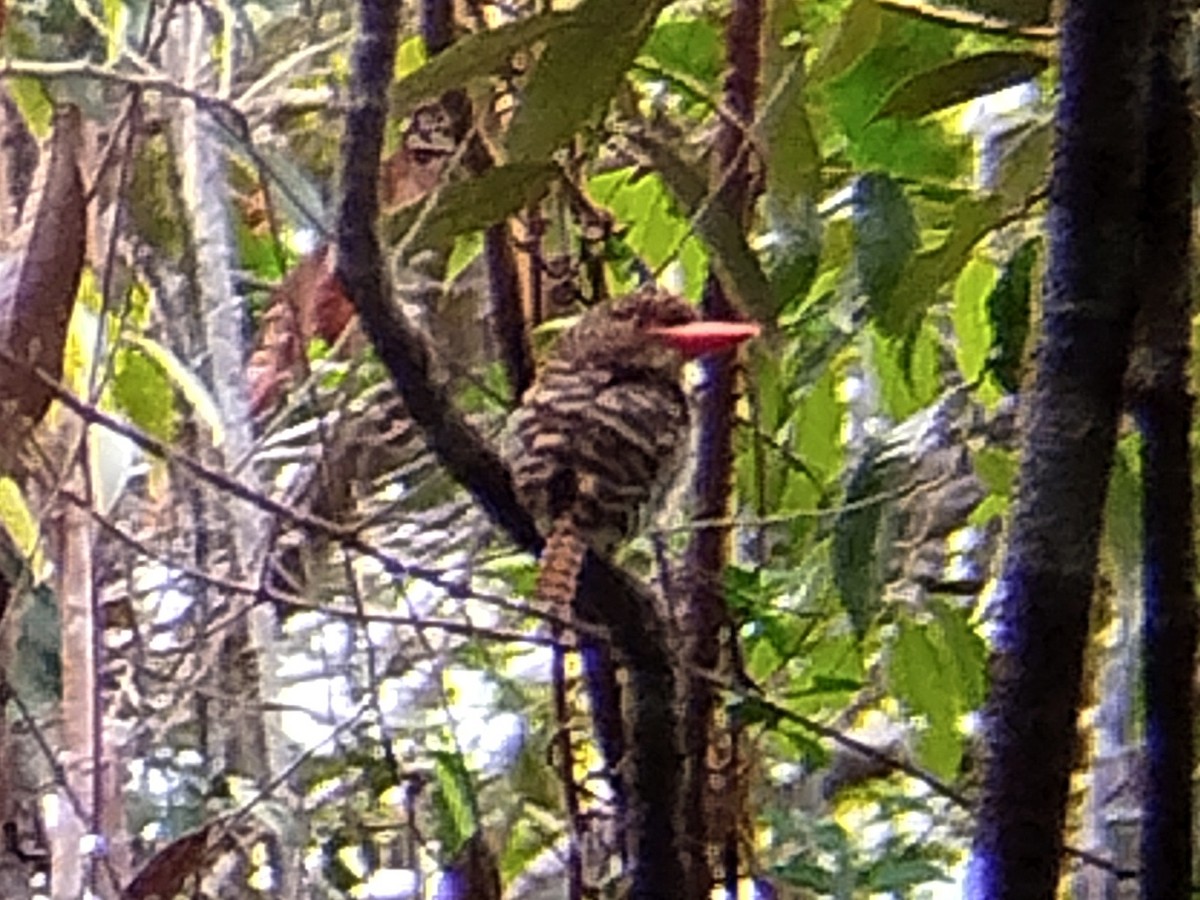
[952,258,998,382]
[986,237,1038,392]
[432,750,478,857]
[506,0,671,163]
[873,51,1049,121]
[629,135,777,318]
[869,859,950,892]
[819,11,969,180]
[589,168,697,272]
[872,323,940,421]
[0,478,46,582]
[774,859,835,891]
[889,608,985,777]
[809,0,883,85]
[762,106,821,309]
[854,173,918,328]
[394,163,559,254]
[395,35,428,80]
[126,336,224,445]
[762,53,820,203]
[8,78,54,137]
[883,193,1007,336]
[889,621,948,721]
[832,445,890,636]
[391,11,573,116]
[992,118,1052,207]
[973,447,1017,498]
[639,18,723,86]
[933,603,987,710]
[793,368,843,480]
[1103,435,1143,582]
[113,346,176,442]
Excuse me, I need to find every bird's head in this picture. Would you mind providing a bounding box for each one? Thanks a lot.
[559,287,759,375]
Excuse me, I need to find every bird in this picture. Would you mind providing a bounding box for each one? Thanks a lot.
[509,285,758,609]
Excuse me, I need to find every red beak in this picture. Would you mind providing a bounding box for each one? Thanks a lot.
[646,321,761,359]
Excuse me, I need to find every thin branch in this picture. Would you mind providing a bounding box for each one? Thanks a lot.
[876,0,1056,40]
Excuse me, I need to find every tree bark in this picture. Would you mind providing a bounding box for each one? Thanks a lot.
[968,0,1156,895]
[1127,2,1196,896]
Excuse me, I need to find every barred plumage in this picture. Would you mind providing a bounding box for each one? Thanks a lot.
[510,287,698,607]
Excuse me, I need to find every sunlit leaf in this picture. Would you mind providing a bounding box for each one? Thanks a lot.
[395,35,427,79]
[7,77,53,136]
[819,12,968,179]
[932,602,987,710]
[432,750,478,856]
[589,168,704,280]
[0,477,46,581]
[973,446,1018,498]
[128,335,225,445]
[873,324,941,420]
[506,0,671,163]
[113,346,176,442]
[952,258,998,382]
[793,368,843,480]
[873,51,1049,121]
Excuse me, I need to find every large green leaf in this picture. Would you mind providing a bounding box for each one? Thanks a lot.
[113,346,177,443]
[871,324,941,420]
[873,51,1049,121]
[819,11,969,179]
[506,0,671,163]
[127,335,225,445]
[391,11,574,116]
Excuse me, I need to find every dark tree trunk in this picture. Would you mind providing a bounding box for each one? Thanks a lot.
[1127,2,1196,897]
[968,0,1157,894]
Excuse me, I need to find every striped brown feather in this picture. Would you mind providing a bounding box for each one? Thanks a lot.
[511,287,697,605]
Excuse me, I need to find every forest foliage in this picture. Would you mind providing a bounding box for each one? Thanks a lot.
[0,0,1156,896]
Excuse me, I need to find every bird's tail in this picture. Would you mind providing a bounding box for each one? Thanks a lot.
[536,513,588,609]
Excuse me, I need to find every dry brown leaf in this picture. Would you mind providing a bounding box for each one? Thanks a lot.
[0,104,86,428]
